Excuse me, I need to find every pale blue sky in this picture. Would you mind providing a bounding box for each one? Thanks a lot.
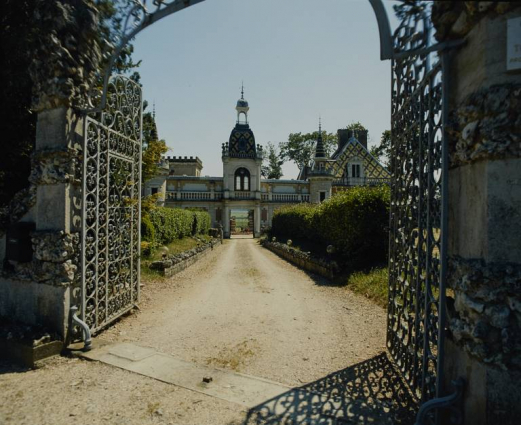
[133,0,400,178]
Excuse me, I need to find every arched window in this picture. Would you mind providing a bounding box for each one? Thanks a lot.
[234,168,250,191]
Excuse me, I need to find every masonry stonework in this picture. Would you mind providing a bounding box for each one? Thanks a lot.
[433,3,521,424]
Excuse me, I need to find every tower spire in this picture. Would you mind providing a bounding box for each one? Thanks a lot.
[315,116,326,158]
[241,81,244,100]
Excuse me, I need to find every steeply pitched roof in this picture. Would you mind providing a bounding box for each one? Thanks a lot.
[330,136,390,179]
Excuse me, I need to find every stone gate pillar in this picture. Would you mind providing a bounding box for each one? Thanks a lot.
[433,3,521,424]
[223,203,231,238]
[0,106,84,339]
[254,203,261,238]
[0,0,101,341]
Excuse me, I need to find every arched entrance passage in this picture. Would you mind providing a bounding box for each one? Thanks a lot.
[230,208,254,238]
[78,0,460,421]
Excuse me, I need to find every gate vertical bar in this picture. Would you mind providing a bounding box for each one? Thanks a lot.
[436,50,450,402]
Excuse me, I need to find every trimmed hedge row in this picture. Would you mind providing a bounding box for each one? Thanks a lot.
[271,185,390,270]
[142,207,211,246]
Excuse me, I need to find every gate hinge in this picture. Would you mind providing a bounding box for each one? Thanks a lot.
[415,378,465,425]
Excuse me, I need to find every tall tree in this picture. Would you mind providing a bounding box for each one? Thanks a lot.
[346,121,368,134]
[369,130,391,165]
[279,131,337,171]
[261,142,284,179]
[141,106,168,183]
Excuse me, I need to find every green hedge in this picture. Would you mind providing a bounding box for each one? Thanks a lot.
[271,185,390,270]
[141,215,155,242]
[191,210,211,235]
[144,207,211,247]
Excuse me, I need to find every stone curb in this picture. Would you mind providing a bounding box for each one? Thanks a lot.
[149,238,221,277]
[261,240,337,280]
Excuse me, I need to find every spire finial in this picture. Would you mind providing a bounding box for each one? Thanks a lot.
[153,100,156,119]
[241,81,244,100]
[315,115,326,159]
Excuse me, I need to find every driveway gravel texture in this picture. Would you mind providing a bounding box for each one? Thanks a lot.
[0,238,386,425]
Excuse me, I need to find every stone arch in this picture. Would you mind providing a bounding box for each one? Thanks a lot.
[83,0,393,113]
[234,167,250,191]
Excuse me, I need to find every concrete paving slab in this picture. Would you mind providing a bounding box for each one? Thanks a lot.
[108,342,157,361]
[81,342,291,407]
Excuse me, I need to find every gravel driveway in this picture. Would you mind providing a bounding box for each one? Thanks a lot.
[0,238,387,425]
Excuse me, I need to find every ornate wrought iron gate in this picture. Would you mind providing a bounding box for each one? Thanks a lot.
[81,75,142,333]
[387,1,451,412]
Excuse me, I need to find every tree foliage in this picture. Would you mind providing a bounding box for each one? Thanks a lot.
[261,142,284,179]
[279,131,338,170]
[345,121,368,134]
[369,130,391,165]
[0,0,140,207]
[141,109,168,183]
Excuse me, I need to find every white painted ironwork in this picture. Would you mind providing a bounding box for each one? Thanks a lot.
[81,75,142,334]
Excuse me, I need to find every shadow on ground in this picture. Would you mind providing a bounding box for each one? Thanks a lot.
[239,352,417,425]
[0,360,32,375]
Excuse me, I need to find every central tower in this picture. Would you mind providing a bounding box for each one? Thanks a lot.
[221,86,263,238]
[227,86,257,158]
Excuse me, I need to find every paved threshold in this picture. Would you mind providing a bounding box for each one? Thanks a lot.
[80,342,291,408]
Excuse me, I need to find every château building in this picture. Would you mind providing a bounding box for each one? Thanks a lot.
[144,91,389,238]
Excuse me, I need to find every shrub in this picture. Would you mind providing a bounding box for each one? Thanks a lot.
[141,215,155,242]
[316,186,390,269]
[144,207,211,247]
[140,241,152,257]
[271,185,390,271]
[271,203,319,240]
[191,210,211,235]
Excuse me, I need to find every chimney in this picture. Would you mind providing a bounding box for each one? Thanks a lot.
[356,130,368,149]
[337,129,350,151]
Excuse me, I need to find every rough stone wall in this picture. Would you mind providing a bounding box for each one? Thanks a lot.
[4,231,80,287]
[432,2,521,42]
[29,0,103,111]
[448,84,521,167]
[149,239,220,277]
[448,256,521,370]
[433,3,521,423]
[0,187,36,237]
[262,240,338,280]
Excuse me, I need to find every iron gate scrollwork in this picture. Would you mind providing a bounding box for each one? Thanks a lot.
[387,0,449,414]
[81,75,142,333]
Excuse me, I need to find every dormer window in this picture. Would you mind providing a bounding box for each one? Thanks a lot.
[235,168,250,191]
[351,164,361,178]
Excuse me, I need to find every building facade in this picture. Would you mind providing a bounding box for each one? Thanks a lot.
[144,92,389,238]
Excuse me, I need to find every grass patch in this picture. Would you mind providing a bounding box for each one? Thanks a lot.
[144,235,211,262]
[346,267,388,307]
[140,235,212,283]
